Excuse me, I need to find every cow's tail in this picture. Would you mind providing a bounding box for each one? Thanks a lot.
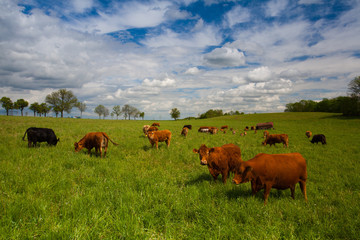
[102,132,119,146]
[22,128,29,141]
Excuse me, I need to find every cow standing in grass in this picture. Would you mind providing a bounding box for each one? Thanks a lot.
[22,127,59,147]
[263,134,289,148]
[74,132,118,158]
[147,130,172,149]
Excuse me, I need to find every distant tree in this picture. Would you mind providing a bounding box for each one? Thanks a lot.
[112,105,122,120]
[76,102,87,118]
[0,97,13,116]
[199,109,223,119]
[39,103,51,117]
[348,76,360,99]
[29,102,40,117]
[122,104,130,120]
[129,106,140,120]
[14,99,29,116]
[104,107,109,119]
[170,108,180,120]
[139,112,145,120]
[53,106,61,118]
[95,105,105,119]
[45,89,78,118]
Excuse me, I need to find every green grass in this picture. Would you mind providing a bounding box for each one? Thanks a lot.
[0,112,360,239]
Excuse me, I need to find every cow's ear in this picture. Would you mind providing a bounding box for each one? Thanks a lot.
[193,149,199,153]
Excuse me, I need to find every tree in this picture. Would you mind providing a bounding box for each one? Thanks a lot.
[112,105,122,120]
[45,89,78,118]
[170,108,180,120]
[129,106,140,120]
[14,99,29,116]
[0,97,13,116]
[122,104,131,120]
[94,105,109,119]
[76,102,87,118]
[29,102,40,117]
[139,112,145,120]
[348,76,360,99]
[39,103,51,117]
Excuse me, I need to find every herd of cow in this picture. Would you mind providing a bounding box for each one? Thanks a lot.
[21,123,327,205]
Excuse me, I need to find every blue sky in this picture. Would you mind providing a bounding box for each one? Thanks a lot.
[1,0,360,119]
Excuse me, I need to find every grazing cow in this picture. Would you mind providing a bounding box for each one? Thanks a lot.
[198,126,210,133]
[151,123,160,127]
[263,134,289,147]
[305,131,312,138]
[183,125,192,130]
[147,130,172,149]
[193,144,242,183]
[263,130,269,139]
[74,132,118,158]
[22,127,59,147]
[148,126,158,132]
[251,126,255,130]
[245,126,249,131]
[311,134,326,145]
[181,127,189,137]
[232,152,307,205]
[143,125,150,135]
[221,125,228,130]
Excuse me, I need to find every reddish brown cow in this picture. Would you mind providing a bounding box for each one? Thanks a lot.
[148,126,158,132]
[232,152,307,205]
[209,127,218,134]
[263,134,289,147]
[151,122,160,127]
[74,132,118,158]
[193,144,242,183]
[181,127,189,137]
[147,130,171,149]
[305,131,312,138]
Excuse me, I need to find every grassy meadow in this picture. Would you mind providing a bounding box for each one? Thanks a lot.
[0,112,359,239]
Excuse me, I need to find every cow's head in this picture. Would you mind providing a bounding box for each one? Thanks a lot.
[50,138,60,146]
[232,164,254,185]
[193,144,214,165]
[147,131,155,140]
[74,142,83,152]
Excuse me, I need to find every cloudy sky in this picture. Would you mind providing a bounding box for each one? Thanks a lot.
[1,0,360,119]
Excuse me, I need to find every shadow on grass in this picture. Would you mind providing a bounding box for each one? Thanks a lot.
[185,173,213,185]
[320,114,360,120]
[226,187,254,201]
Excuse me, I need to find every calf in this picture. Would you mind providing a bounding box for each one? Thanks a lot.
[74,132,118,158]
[232,152,307,205]
[311,134,326,144]
[193,144,242,183]
[147,130,172,149]
[305,131,312,138]
[22,127,59,147]
[263,134,289,147]
[181,127,189,137]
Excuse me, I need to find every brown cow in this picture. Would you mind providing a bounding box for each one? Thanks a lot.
[147,130,171,149]
[232,152,307,205]
[305,131,312,138]
[193,144,242,183]
[181,127,189,137]
[263,134,289,147]
[148,126,158,132]
[74,132,118,158]
[263,130,269,139]
[198,126,210,133]
[209,127,218,134]
[151,122,160,127]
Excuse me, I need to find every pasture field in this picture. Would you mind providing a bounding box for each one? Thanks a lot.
[0,112,359,239]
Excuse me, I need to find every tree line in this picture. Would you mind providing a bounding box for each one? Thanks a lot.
[284,76,360,116]
[198,109,244,119]
[0,89,144,120]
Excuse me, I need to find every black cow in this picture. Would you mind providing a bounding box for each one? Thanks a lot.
[183,125,192,130]
[22,127,59,147]
[311,134,326,145]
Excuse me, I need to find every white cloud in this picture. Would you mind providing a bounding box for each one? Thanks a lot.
[185,67,201,75]
[142,77,176,87]
[224,5,251,28]
[247,66,273,82]
[203,47,246,67]
[72,0,94,13]
[265,0,288,17]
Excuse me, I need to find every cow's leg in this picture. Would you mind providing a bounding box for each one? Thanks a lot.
[103,142,108,158]
[221,171,228,184]
[263,184,272,205]
[299,181,307,202]
[156,142,158,149]
[208,168,219,181]
[290,185,295,199]
[28,140,32,148]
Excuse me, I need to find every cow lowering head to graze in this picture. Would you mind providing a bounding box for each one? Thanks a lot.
[311,134,326,144]
[143,125,150,135]
[181,127,189,138]
[263,134,289,147]
[232,152,307,205]
[305,131,312,138]
[74,132,118,158]
[147,130,171,149]
[183,125,192,130]
[151,123,160,127]
[263,130,269,139]
[221,125,228,130]
[193,144,242,184]
[198,126,210,133]
[22,127,59,147]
